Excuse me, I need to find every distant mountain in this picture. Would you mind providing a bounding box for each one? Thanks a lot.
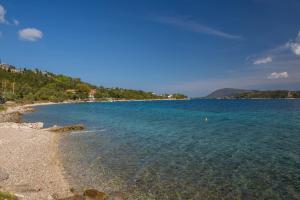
[206,88,255,98]
[206,88,300,99]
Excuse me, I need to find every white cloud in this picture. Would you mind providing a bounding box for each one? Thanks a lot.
[154,16,243,40]
[0,5,19,25]
[286,31,300,56]
[254,56,272,65]
[18,28,43,42]
[267,72,289,79]
[287,42,300,55]
[0,4,7,24]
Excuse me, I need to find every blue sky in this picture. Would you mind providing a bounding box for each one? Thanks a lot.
[0,0,300,97]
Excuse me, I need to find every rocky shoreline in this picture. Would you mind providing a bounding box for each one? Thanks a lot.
[0,104,111,200]
[0,106,35,123]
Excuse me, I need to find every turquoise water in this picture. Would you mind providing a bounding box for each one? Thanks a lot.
[23,100,300,199]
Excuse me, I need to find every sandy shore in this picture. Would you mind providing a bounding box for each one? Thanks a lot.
[0,122,71,199]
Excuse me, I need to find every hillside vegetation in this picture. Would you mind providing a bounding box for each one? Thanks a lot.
[234,90,300,99]
[0,64,187,102]
[206,88,256,98]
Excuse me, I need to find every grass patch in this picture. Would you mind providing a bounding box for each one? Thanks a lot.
[0,191,18,200]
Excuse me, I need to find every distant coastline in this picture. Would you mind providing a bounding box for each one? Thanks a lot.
[202,88,300,99]
[194,97,300,100]
[0,63,187,104]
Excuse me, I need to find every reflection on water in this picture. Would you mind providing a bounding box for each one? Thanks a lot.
[24,100,300,199]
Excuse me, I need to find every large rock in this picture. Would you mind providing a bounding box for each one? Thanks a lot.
[57,189,108,200]
[46,124,85,133]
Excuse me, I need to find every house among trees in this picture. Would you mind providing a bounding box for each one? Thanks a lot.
[287,91,300,98]
[88,89,97,101]
[0,62,187,102]
[0,63,21,73]
[1,60,19,73]
[65,89,76,94]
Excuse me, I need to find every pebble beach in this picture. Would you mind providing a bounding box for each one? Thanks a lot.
[0,121,71,199]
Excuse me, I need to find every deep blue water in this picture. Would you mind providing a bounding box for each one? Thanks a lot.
[23,100,300,199]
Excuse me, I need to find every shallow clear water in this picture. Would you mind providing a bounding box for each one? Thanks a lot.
[23,100,300,199]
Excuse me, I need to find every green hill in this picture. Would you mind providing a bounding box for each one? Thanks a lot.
[206,88,256,98]
[0,63,187,103]
[235,90,300,99]
[206,88,300,99]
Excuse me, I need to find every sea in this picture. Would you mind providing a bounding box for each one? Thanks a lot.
[23,99,300,200]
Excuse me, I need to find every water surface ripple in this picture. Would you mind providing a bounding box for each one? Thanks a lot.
[23,100,300,199]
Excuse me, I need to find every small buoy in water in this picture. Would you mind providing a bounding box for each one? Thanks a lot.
[204,117,208,122]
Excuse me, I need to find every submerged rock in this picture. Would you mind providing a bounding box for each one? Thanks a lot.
[58,194,85,200]
[58,189,107,200]
[84,189,107,200]
[46,124,85,133]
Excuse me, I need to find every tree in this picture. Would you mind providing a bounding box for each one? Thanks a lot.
[76,83,91,99]
[0,64,188,102]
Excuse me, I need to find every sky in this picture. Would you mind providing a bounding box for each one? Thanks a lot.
[0,0,300,97]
